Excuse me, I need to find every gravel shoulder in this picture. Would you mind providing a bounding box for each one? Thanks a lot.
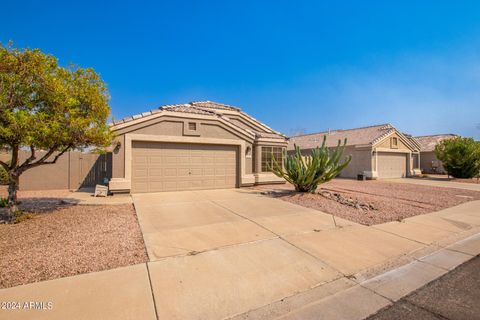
[254,179,480,225]
[0,190,148,289]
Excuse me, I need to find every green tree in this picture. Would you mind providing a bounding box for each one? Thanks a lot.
[435,137,480,179]
[270,137,352,192]
[0,43,112,221]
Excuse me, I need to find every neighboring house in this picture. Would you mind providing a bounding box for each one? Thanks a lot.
[108,101,288,193]
[415,134,457,174]
[288,124,421,179]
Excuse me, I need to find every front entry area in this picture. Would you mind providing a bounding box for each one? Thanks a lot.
[131,141,238,193]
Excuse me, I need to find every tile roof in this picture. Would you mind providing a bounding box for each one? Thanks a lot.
[159,104,215,115]
[255,131,285,139]
[190,101,240,111]
[111,101,286,141]
[414,134,457,152]
[288,124,396,149]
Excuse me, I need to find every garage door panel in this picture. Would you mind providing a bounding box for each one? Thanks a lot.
[149,181,164,190]
[378,152,407,178]
[162,182,177,191]
[190,168,203,176]
[149,168,163,177]
[226,168,236,175]
[131,142,238,193]
[132,182,148,193]
[202,157,215,164]
[203,168,215,175]
[133,155,148,164]
[149,156,163,164]
[191,156,203,164]
[164,156,179,164]
[133,168,148,178]
[179,169,192,178]
[215,168,226,175]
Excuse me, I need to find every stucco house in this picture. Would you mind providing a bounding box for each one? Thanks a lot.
[288,124,421,179]
[415,134,457,174]
[108,101,288,193]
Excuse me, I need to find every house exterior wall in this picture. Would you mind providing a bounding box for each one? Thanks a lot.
[112,134,125,179]
[110,114,287,192]
[420,151,446,174]
[0,150,111,191]
[340,147,372,178]
[111,116,250,180]
[291,146,372,179]
[245,142,253,174]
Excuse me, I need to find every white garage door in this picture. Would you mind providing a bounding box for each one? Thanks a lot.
[131,142,238,193]
[377,152,407,178]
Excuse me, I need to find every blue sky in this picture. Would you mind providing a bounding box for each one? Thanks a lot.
[2,1,480,138]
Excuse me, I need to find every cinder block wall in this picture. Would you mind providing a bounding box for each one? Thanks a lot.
[0,150,112,191]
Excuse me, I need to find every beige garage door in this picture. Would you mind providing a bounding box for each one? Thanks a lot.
[132,142,238,193]
[377,152,407,178]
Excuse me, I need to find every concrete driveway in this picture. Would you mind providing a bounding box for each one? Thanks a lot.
[132,189,347,319]
[132,188,350,260]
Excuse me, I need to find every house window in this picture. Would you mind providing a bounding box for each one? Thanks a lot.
[188,122,197,131]
[391,137,398,148]
[261,147,283,172]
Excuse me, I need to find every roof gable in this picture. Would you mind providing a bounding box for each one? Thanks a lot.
[373,130,420,151]
[190,101,286,138]
[110,101,287,141]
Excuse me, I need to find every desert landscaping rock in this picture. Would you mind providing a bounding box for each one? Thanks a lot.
[0,202,148,288]
[255,179,480,225]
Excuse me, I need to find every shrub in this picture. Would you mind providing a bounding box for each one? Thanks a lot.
[435,137,480,179]
[13,211,34,223]
[0,166,7,185]
[0,197,7,208]
[270,137,352,193]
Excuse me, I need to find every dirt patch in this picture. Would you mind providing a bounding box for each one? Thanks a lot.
[254,179,480,226]
[0,191,148,288]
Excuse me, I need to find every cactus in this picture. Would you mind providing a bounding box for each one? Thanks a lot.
[270,136,352,193]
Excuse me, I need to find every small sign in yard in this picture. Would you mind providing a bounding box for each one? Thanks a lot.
[94,184,109,197]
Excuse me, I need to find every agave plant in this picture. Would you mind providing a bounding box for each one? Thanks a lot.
[270,136,352,193]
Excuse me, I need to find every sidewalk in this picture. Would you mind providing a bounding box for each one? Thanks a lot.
[0,197,479,320]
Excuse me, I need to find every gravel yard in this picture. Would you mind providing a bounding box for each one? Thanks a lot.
[255,179,480,225]
[0,190,148,289]
[418,175,480,184]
